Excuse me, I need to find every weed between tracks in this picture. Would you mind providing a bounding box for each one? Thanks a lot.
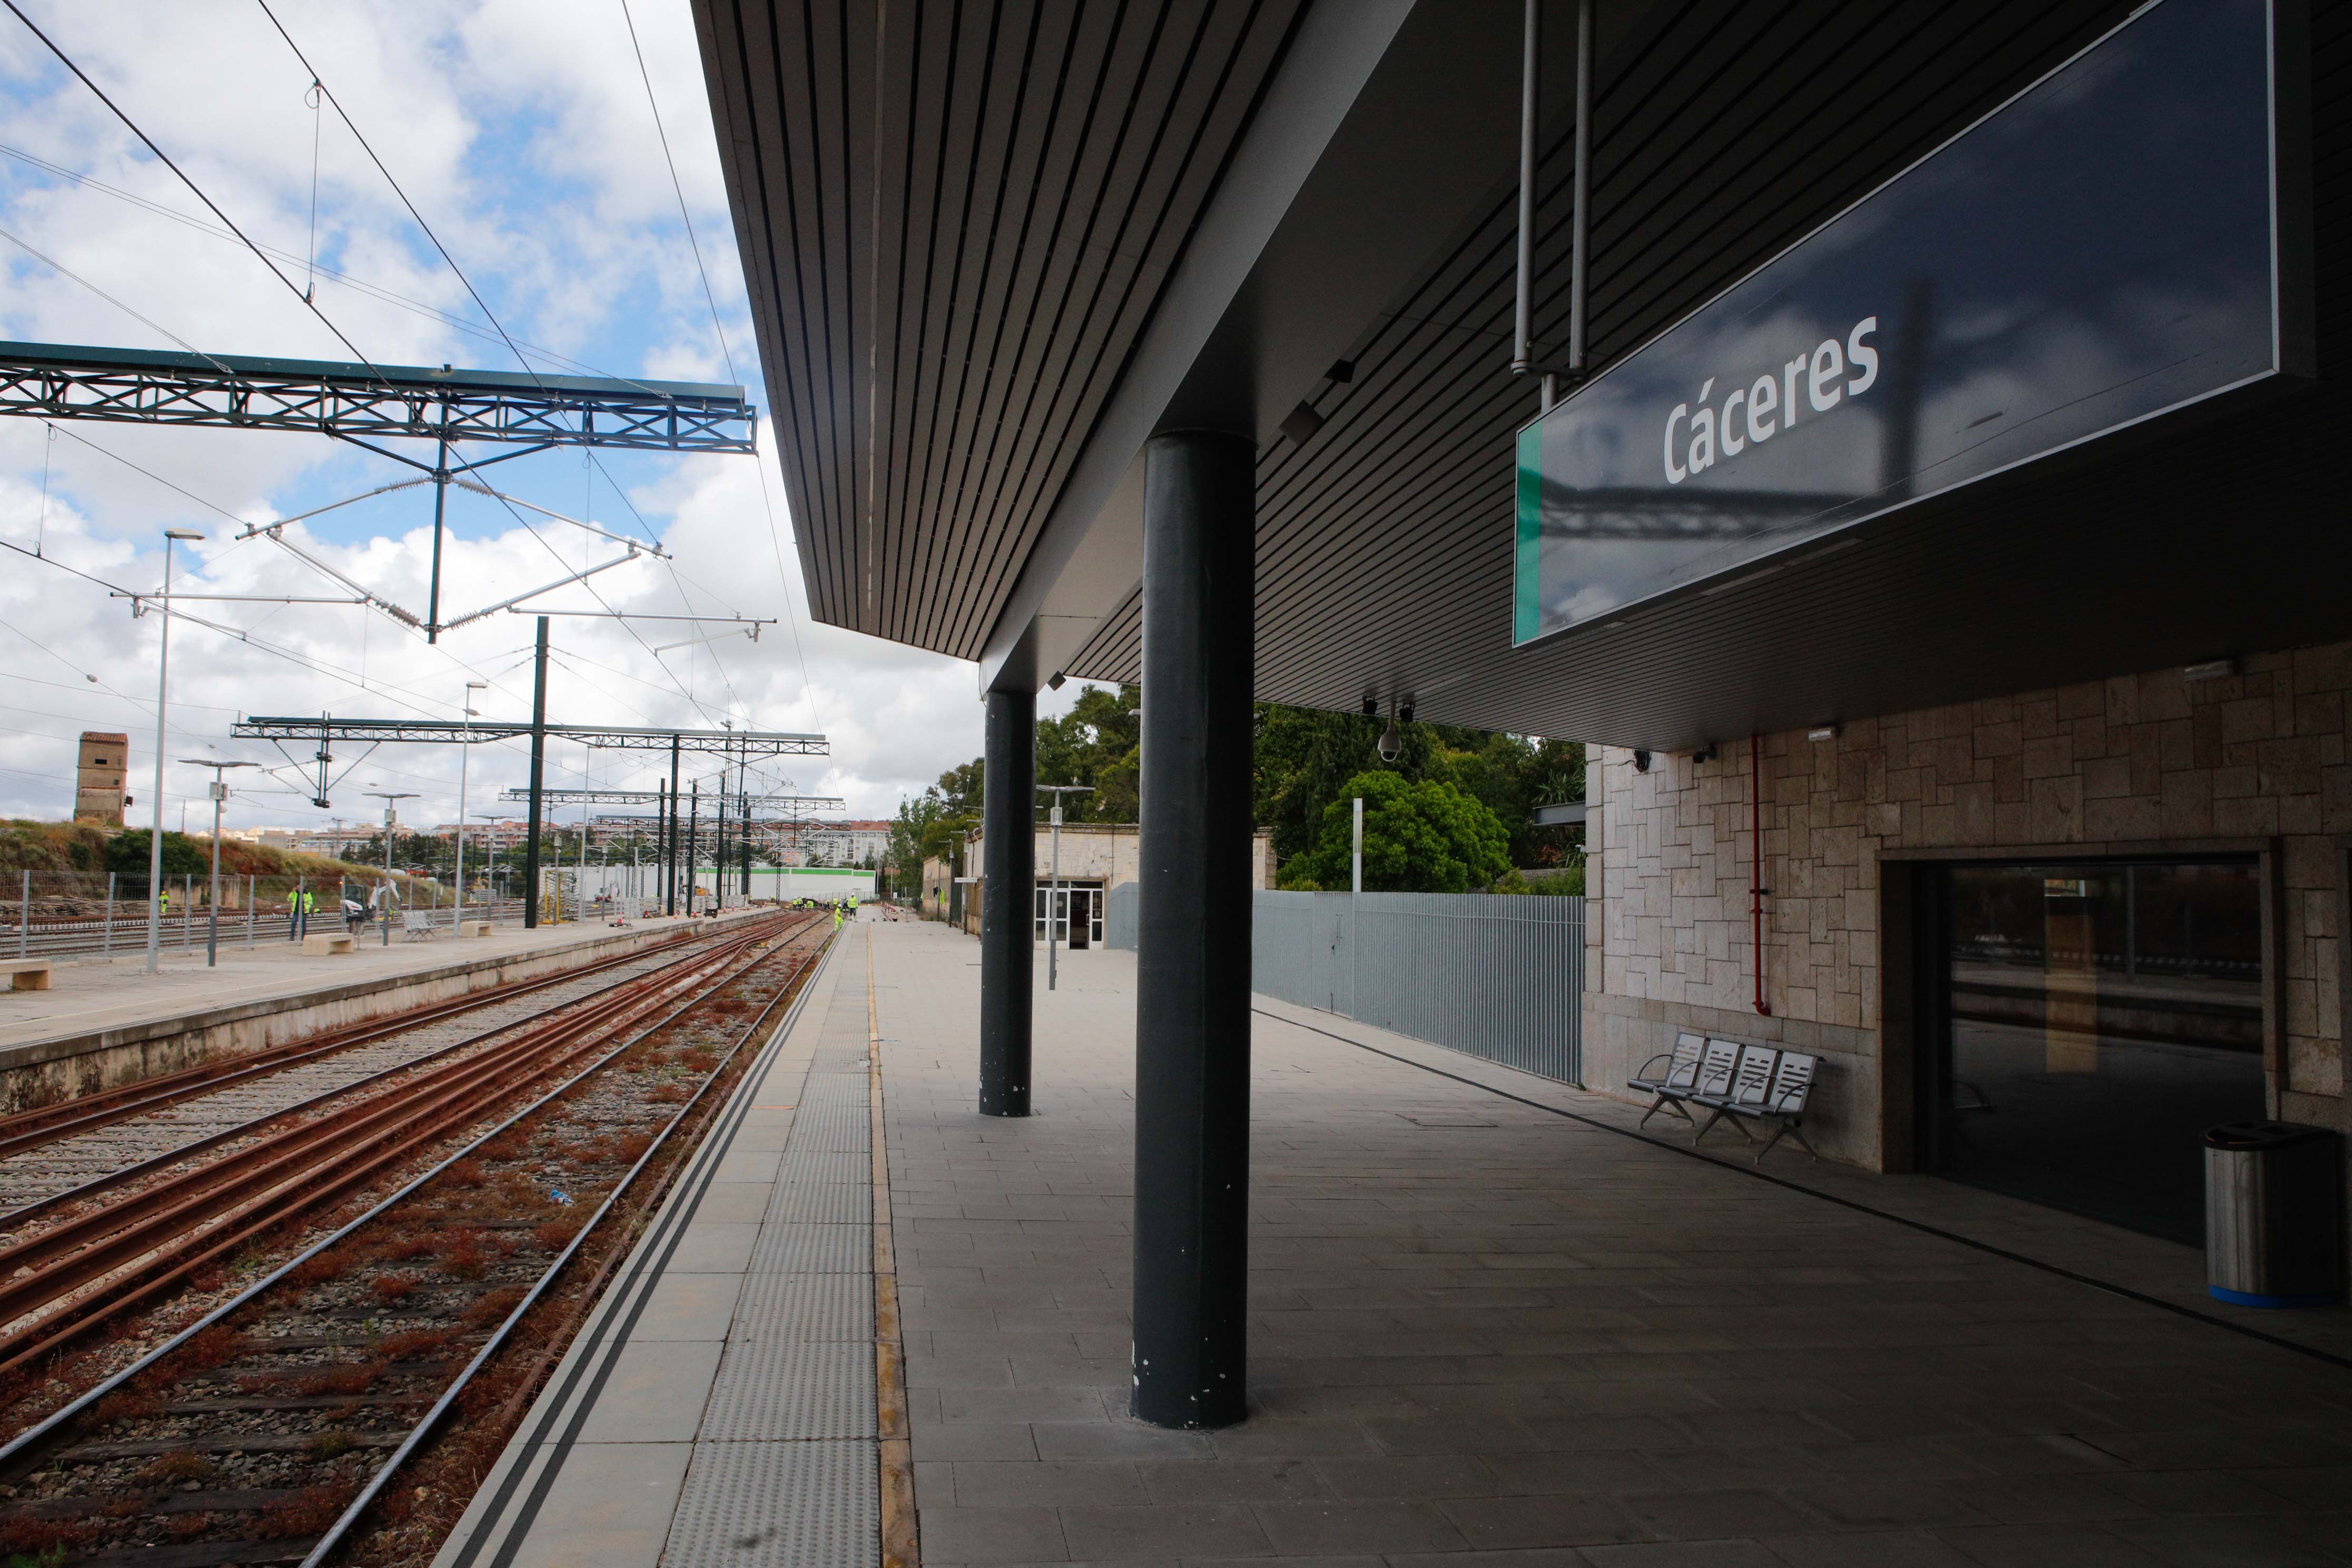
[0,922,826,1565]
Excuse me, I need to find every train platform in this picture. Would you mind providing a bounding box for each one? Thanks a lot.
[0,910,762,1092]
[443,916,2352,1568]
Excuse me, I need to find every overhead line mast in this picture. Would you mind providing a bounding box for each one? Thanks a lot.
[235,695,829,930]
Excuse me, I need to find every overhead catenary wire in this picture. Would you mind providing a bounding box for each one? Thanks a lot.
[0,16,805,819]
[0,141,676,386]
[1,0,388,378]
[9,10,737,740]
[0,30,558,741]
[0,222,232,371]
[623,0,826,740]
[14,426,544,728]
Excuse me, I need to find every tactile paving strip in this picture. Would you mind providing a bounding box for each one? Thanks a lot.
[808,1050,870,1072]
[776,1148,872,1187]
[699,1338,875,1440]
[662,1439,878,1568]
[746,1222,871,1273]
[732,1269,873,1341]
[770,1180,871,1224]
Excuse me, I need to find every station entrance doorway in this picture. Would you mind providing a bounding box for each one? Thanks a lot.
[1035,881,1105,949]
[1919,857,2267,1247]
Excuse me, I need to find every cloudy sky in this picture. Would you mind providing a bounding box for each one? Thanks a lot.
[0,0,1075,837]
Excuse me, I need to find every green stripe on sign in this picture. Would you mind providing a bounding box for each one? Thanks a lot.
[1513,420,1543,646]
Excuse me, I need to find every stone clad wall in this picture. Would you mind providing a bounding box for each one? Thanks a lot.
[1584,640,2348,1170]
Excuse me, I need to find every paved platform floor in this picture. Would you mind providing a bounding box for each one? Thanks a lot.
[0,910,726,1054]
[440,917,2352,1567]
[878,924,2352,1568]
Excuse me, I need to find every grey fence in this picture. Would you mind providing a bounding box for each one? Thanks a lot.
[1106,883,1584,1084]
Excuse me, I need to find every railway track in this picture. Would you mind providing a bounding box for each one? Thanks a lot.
[0,910,829,1566]
[0,925,722,1216]
[0,920,698,1163]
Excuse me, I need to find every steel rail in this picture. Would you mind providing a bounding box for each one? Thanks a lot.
[0,926,737,1230]
[0,922,787,1383]
[0,915,827,1507]
[300,925,832,1564]
[0,936,738,1311]
[0,922,785,1363]
[0,922,701,1159]
[0,919,793,1378]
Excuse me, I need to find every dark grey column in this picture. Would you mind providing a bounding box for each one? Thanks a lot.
[522,616,549,930]
[978,688,1035,1116]
[1132,429,1255,1429]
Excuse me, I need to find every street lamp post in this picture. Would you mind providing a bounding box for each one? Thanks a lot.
[179,759,256,967]
[456,681,488,930]
[1036,785,1094,992]
[364,790,419,947]
[145,528,206,975]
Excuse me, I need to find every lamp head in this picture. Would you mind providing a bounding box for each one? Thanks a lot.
[163,528,205,542]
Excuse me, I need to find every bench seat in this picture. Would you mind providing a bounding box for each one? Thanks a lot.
[1630,1033,1819,1163]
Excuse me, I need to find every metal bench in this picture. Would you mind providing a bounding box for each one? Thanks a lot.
[401,911,436,942]
[1633,1034,1739,1130]
[1632,1032,1708,1128]
[1691,1042,1819,1163]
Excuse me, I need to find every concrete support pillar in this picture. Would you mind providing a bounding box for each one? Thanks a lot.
[979,688,1035,1116]
[1132,429,1255,1429]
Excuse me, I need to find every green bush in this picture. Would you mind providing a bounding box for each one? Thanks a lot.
[106,829,210,879]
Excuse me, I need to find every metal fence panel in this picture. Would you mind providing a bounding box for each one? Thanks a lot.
[1105,880,1139,952]
[1110,884,1584,1084]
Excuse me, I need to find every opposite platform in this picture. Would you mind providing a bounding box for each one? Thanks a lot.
[0,912,759,1101]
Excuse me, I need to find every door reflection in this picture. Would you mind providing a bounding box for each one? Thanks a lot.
[1937,860,2265,1246]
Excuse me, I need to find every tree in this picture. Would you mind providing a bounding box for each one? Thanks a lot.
[1437,730,1586,869]
[106,829,208,878]
[885,754,989,898]
[1035,684,1141,819]
[918,688,1582,886]
[1253,704,1452,864]
[1278,770,1511,893]
[1252,703,1583,872]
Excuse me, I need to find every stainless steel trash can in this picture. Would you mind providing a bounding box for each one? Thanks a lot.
[2204,1121,2342,1308]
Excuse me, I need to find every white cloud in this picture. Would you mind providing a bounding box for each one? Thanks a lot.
[0,0,984,835]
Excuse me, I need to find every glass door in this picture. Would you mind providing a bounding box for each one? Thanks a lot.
[1930,858,2266,1245]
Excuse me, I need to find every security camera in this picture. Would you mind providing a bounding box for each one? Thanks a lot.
[1377,702,1403,763]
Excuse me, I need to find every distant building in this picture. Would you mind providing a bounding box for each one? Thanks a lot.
[73,732,128,827]
[928,823,1273,941]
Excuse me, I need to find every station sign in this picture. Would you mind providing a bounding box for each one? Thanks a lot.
[1513,0,2306,646]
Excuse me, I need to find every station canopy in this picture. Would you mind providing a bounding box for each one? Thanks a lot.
[692,0,2349,749]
